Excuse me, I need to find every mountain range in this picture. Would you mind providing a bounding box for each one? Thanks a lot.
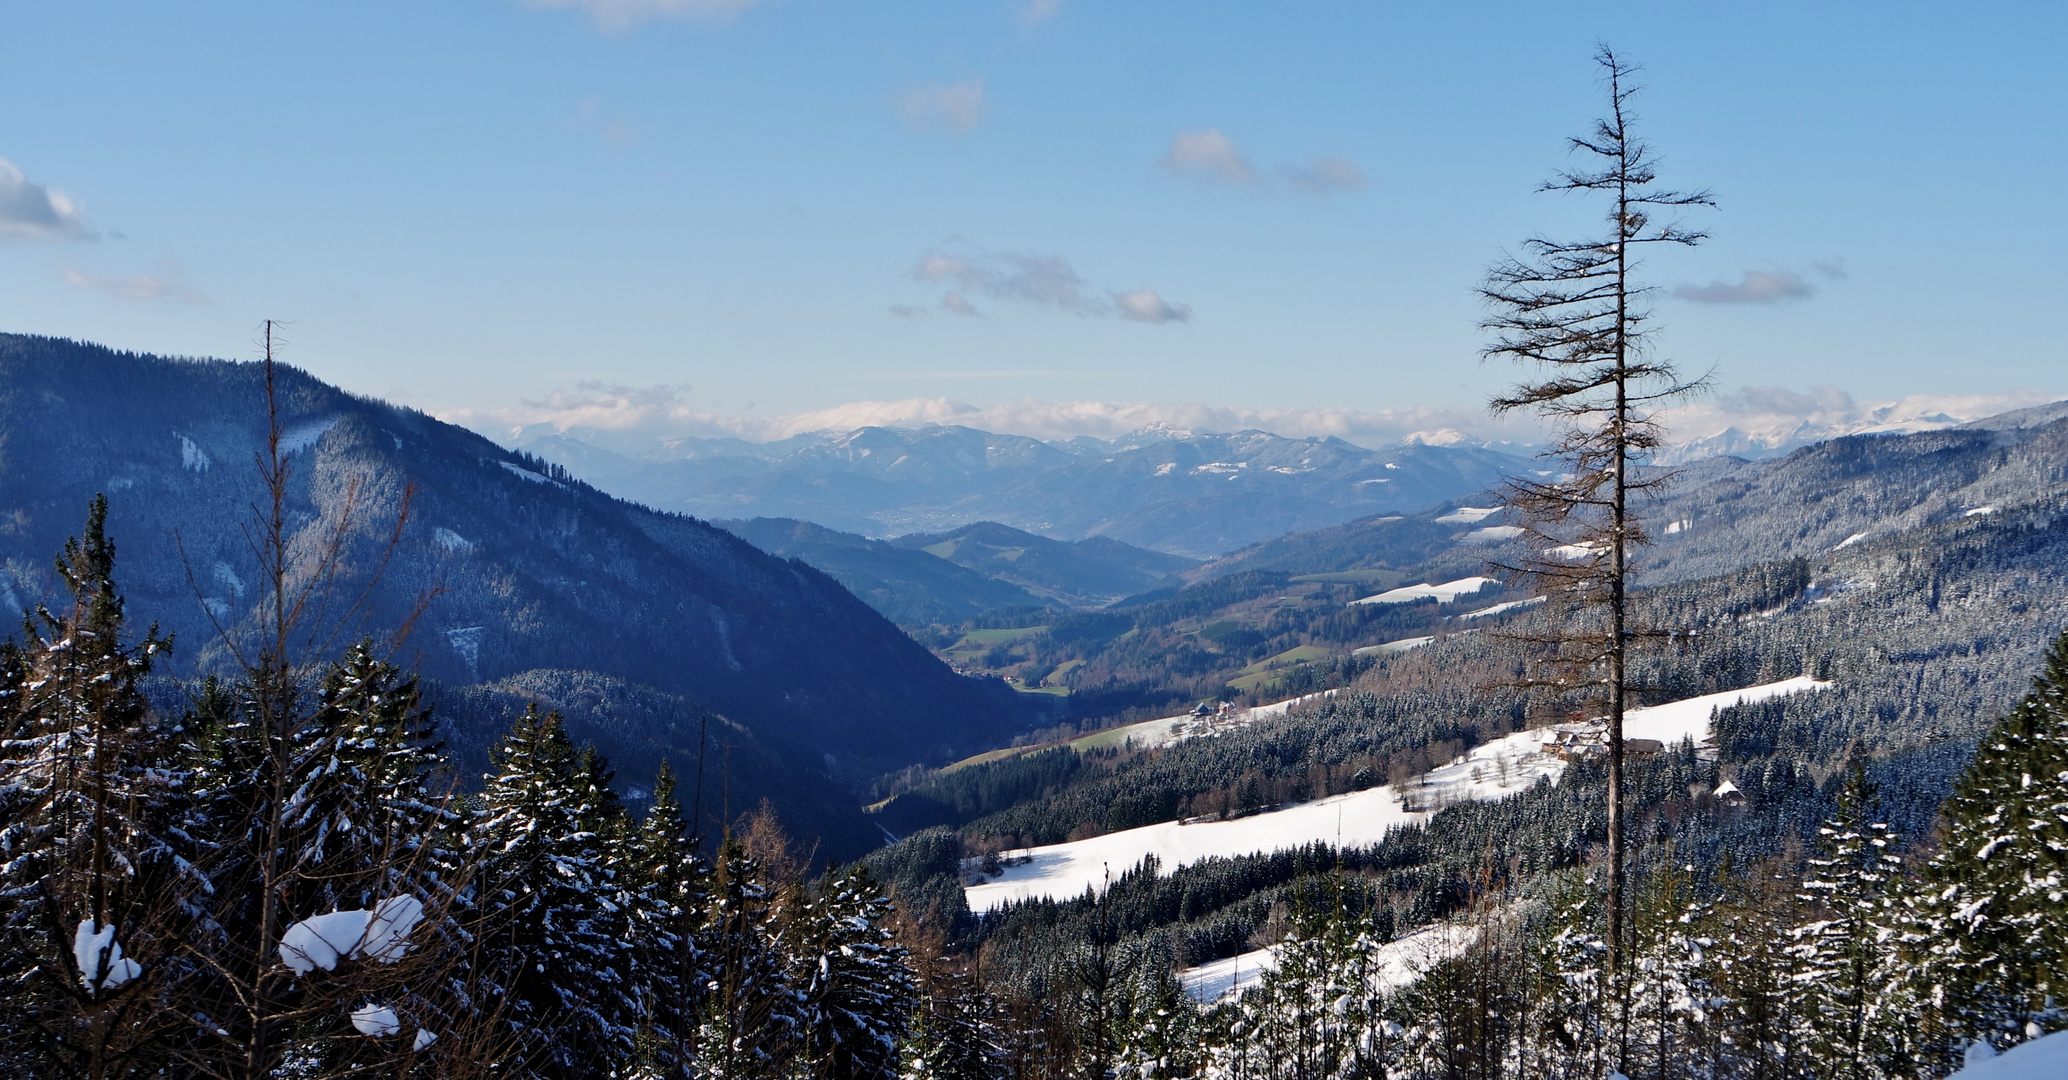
[513,423,1530,557]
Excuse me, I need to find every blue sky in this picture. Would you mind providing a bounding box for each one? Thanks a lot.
[1,1,2061,445]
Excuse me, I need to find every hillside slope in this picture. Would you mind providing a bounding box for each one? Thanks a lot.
[0,334,1025,858]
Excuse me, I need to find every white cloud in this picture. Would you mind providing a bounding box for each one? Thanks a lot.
[1019,0,1064,25]
[912,242,1188,324]
[899,80,986,134]
[0,158,93,242]
[1159,129,1256,184]
[520,0,766,31]
[1287,156,1368,194]
[1112,287,1190,324]
[62,268,208,303]
[1673,270,1816,305]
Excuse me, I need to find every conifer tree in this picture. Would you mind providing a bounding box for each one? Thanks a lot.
[791,866,917,1080]
[1478,46,1713,988]
[1784,764,1917,1080]
[1920,629,2068,1055]
[699,837,802,1079]
[0,497,183,1078]
[474,706,637,1077]
[625,761,712,1076]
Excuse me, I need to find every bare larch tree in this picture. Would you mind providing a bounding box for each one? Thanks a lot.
[1479,45,1714,989]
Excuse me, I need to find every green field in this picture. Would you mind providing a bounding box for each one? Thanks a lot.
[1226,644,1333,691]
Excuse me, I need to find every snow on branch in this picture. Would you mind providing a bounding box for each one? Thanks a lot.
[277,896,425,975]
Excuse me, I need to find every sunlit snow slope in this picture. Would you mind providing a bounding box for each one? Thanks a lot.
[964,678,1828,913]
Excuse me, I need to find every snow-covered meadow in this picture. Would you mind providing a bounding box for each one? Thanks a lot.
[964,677,1830,914]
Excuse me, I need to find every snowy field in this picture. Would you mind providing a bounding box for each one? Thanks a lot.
[1178,921,1482,1003]
[965,784,1420,913]
[1352,577,1497,606]
[1073,691,1338,752]
[964,677,1830,913]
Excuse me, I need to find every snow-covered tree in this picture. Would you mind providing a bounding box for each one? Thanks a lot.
[624,760,711,1076]
[1783,764,1922,1080]
[0,497,182,1078]
[699,837,802,1079]
[1918,629,2068,1057]
[791,866,917,1079]
[474,706,637,1077]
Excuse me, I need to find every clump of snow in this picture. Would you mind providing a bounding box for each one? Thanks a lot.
[280,417,341,455]
[74,918,142,992]
[1456,597,1545,620]
[413,1028,438,1051]
[1352,577,1496,606]
[278,896,424,975]
[1947,1030,2068,1080]
[434,527,475,554]
[179,435,212,472]
[1833,531,1871,550]
[1435,506,1501,524]
[351,1004,402,1037]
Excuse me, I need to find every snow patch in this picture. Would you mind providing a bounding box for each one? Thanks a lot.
[499,460,567,488]
[212,561,245,598]
[1456,597,1545,620]
[1464,525,1525,543]
[1353,636,1434,657]
[179,435,211,472]
[1088,691,1339,752]
[1434,506,1500,524]
[446,627,486,680]
[1964,506,1997,517]
[434,527,475,554]
[351,1004,402,1037]
[1833,531,1870,551]
[1352,577,1496,606]
[278,896,424,975]
[1947,1030,2068,1080]
[1180,921,1480,1003]
[74,918,142,992]
[1663,517,1693,535]
[413,1028,438,1051]
[1546,541,1603,561]
[1153,462,1175,476]
[280,417,340,455]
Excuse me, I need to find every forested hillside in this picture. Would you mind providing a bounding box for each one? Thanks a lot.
[0,334,1029,859]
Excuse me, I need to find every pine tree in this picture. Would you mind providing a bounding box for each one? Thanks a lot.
[1919,629,2068,1055]
[474,706,637,1077]
[1784,764,1917,1080]
[699,837,802,1079]
[624,761,712,1076]
[1624,860,1721,1080]
[791,866,917,1080]
[0,497,183,1078]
